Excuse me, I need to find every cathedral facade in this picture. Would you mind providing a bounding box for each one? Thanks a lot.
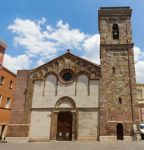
[7,7,139,142]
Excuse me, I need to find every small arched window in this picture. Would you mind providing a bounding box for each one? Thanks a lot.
[113,23,119,39]
[112,67,115,74]
[5,97,11,108]
[119,97,122,104]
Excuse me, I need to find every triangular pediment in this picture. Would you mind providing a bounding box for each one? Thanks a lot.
[31,50,101,80]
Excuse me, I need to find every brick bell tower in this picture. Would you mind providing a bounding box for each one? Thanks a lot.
[99,7,139,141]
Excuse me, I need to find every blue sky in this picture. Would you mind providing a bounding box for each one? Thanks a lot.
[0,0,144,83]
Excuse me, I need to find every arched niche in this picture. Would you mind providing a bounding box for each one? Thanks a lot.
[33,80,43,97]
[45,73,57,96]
[76,73,89,96]
[91,72,96,79]
[55,97,76,108]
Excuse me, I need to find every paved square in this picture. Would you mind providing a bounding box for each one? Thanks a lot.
[0,141,144,150]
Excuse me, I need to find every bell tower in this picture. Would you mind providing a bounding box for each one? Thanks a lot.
[99,7,139,141]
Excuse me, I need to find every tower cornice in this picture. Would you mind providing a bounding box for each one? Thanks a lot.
[100,43,134,49]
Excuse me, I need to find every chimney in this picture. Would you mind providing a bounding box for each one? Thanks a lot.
[0,40,7,67]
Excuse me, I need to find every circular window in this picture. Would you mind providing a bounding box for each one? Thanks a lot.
[60,69,74,83]
[63,72,73,81]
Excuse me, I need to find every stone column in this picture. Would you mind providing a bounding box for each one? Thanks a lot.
[71,111,76,140]
[50,111,58,141]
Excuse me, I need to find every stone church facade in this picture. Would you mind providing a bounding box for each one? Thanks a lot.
[7,7,140,142]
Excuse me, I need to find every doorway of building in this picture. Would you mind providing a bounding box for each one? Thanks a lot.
[117,123,124,140]
[56,111,72,141]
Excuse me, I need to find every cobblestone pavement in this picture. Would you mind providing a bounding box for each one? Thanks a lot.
[0,141,144,150]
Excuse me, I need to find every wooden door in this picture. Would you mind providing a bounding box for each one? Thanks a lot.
[56,112,72,141]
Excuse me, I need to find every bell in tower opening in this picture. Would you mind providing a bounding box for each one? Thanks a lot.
[113,23,119,39]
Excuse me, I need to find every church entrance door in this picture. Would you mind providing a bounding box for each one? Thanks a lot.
[56,111,72,141]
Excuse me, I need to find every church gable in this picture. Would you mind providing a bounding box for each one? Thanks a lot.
[30,50,100,109]
[30,50,101,81]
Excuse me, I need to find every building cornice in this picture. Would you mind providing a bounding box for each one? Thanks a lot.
[0,39,7,49]
[100,43,134,50]
[0,66,16,77]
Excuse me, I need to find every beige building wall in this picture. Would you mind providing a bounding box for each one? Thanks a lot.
[29,74,99,140]
[78,110,98,140]
[31,75,99,108]
[29,110,51,141]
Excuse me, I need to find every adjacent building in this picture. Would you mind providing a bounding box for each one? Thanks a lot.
[0,40,16,140]
[136,84,144,123]
[7,7,140,142]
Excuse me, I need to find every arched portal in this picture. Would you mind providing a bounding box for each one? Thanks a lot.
[56,111,72,141]
[50,97,77,141]
[55,96,76,108]
[117,123,124,140]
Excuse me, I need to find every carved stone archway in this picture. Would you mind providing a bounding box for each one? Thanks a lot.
[50,97,77,141]
[55,96,76,108]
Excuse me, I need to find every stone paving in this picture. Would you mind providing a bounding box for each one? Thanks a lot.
[0,141,144,150]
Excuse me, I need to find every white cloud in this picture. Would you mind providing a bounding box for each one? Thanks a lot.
[134,47,144,62]
[8,18,55,58]
[135,61,144,83]
[134,47,144,83]
[82,34,100,64]
[8,18,86,60]
[46,20,86,48]
[3,54,31,73]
